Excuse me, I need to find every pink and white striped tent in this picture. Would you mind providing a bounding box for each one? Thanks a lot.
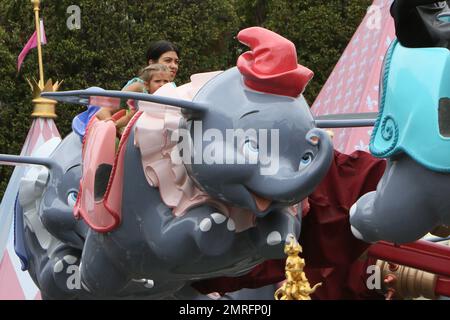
[312,0,395,154]
[0,117,60,300]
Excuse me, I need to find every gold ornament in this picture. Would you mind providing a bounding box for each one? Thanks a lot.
[28,78,63,118]
[275,237,322,300]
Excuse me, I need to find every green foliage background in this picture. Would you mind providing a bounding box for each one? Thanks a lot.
[0,0,371,198]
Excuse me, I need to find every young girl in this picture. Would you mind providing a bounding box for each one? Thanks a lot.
[96,64,171,131]
[72,41,180,139]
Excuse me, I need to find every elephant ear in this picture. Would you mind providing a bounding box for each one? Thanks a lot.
[42,87,208,118]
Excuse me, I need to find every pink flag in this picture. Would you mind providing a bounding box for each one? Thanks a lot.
[17,20,47,71]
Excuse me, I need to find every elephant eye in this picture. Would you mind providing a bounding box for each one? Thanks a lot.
[244,138,258,152]
[299,152,313,170]
[67,191,79,207]
[243,138,259,162]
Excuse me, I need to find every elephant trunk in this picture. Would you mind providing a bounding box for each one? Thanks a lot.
[256,128,333,202]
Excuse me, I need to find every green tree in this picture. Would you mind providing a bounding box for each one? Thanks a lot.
[262,0,372,103]
[0,24,33,198]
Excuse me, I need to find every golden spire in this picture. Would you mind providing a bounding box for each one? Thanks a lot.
[29,0,61,118]
[31,0,44,87]
[275,237,322,300]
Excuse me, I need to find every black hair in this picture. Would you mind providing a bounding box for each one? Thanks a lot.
[145,40,180,63]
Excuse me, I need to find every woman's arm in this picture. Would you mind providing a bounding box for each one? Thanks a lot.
[122,81,146,93]
[95,107,114,121]
[114,110,136,130]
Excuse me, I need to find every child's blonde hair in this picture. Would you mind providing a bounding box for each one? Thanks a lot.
[139,63,170,82]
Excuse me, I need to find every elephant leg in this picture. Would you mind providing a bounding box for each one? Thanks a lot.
[249,208,302,259]
[148,205,238,260]
[349,191,380,242]
[350,157,437,243]
[122,134,237,261]
[190,208,237,256]
[39,248,85,299]
[81,206,239,296]
[23,226,93,299]
[80,232,131,297]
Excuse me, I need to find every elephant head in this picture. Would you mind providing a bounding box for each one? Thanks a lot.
[36,133,87,248]
[1,133,87,250]
[183,27,334,216]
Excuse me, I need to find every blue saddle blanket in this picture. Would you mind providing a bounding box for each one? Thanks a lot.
[72,105,100,138]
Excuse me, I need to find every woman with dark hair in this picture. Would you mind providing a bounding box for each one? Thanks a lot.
[72,40,181,138]
[146,40,180,81]
[120,40,180,93]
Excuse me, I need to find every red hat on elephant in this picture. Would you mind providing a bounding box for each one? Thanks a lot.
[237,27,314,98]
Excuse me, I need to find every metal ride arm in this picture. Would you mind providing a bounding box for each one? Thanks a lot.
[314,112,377,128]
[368,240,450,299]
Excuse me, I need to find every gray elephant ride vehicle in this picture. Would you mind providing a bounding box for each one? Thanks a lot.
[0,27,335,299]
